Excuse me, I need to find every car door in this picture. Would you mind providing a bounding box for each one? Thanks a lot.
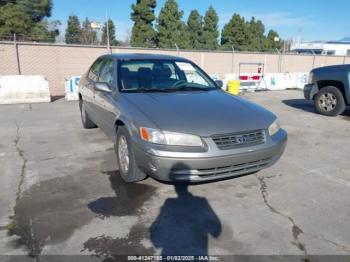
[94,58,117,138]
[81,58,103,124]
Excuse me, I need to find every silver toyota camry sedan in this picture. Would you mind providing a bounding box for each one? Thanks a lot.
[78,54,287,183]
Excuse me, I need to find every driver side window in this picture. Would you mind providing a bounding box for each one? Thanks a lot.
[99,59,115,87]
[88,58,103,82]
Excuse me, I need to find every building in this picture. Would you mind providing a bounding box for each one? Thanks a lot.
[291,41,350,56]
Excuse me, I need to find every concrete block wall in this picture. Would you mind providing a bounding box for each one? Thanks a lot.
[1,42,349,97]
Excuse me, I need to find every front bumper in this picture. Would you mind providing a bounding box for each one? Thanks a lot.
[304,83,318,100]
[134,129,287,182]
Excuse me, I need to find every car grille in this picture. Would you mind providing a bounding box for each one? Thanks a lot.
[172,158,272,178]
[212,130,265,150]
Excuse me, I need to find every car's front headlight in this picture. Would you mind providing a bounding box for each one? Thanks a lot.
[268,119,281,136]
[140,127,203,147]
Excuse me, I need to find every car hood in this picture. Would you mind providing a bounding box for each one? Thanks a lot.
[124,90,276,137]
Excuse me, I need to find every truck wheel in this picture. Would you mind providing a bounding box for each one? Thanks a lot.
[314,86,346,116]
[115,126,147,183]
[80,100,97,129]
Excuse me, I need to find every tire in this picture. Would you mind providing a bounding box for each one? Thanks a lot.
[115,126,147,182]
[314,86,346,116]
[80,100,97,129]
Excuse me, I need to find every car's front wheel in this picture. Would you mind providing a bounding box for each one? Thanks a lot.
[115,126,147,182]
[314,86,346,116]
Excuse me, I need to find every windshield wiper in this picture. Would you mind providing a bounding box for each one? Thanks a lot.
[172,85,213,91]
[170,81,215,91]
[135,86,215,93]
[137,88,171,93]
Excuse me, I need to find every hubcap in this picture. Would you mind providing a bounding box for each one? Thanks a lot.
[319,92,337,112]
[118,136,130,173]
[81,103,87,123]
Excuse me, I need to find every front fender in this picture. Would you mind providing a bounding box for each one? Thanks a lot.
[304,84,319,100]
[113,115,136,141]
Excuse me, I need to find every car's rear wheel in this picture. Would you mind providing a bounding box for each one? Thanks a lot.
[80,100,97,129]
[314,86,346,116]
[115,126,147,182]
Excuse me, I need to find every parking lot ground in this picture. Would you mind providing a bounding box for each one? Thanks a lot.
[0,90,350,261]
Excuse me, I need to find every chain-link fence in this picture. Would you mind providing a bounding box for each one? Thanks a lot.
[1,37,349,96]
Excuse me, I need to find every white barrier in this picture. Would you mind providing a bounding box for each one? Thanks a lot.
[65,76,80,101]
[259,72,309,90]
[0,75,50,104]
[224,72,309,91]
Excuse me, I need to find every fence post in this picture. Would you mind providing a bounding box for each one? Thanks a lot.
[276,49,282,73]
[174,43,179,56]
[311,50,316,69]
[231,46,235,73]
[343,55,346,64]
[13,33,21,75]
[280,53,283,73]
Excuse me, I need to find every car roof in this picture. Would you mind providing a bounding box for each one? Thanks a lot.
[101,53,190,62]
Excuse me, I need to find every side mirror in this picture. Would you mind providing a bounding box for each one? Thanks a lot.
[215,80,223,88]
[94,82,112,93]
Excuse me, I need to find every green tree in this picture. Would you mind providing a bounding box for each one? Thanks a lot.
[156,0,190,49]
[187,9,202,49]
[19,0,52,22]
[0,3,32,36]
[130,0,157,47]
[246,17,265,51]
[80,18,97,45]
[265,30,283,51]
[31,19,59,42]
[201,6,219,50]
[221,13,249,51]
[177,22,191,49]
[221,13,283,52]
[65,15,81,44]
[0,0,55,41]
[101,19,118,46]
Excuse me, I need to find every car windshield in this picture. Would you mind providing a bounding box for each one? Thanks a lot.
[118,59,218,92]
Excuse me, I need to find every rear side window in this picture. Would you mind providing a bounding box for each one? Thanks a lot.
[88,59,103,81]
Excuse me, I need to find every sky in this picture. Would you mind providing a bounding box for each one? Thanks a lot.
[51,0,350,42]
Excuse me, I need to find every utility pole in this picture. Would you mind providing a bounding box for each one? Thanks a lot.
[106,10,111,54]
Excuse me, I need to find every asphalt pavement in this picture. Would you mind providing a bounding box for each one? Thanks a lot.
[0,90,349,261]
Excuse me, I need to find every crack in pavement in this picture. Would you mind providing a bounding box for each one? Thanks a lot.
[13,120,39,262]
[320,236,350,252]
[14,120,27,207]
[304,231,350,253]
[256,175,311,261]
[257,171,350,255]
[264,174,283,179]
